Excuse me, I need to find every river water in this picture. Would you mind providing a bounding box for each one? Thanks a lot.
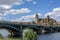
[37,33,60,40]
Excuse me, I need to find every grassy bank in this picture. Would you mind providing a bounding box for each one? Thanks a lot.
[0,37,21,40]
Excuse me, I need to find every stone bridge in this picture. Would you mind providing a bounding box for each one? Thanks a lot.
[20,24,60,34]
[0,22,20,37]
[0,21,60,37]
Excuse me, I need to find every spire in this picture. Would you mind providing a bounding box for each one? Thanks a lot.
[47,15,50,19]
[35,14,39,19]
[35,14,39,23]
[46,15,50,23]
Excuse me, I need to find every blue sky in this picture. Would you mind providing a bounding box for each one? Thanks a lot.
[0,0,60,22]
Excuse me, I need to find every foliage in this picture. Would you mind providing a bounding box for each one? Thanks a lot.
[48,19,56,26]
[23,28,37,40]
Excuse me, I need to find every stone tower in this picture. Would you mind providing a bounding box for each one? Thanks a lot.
[35,14,39,23]
[46,15,50,23]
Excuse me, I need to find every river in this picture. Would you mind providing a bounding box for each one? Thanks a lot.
[37,32,60,40]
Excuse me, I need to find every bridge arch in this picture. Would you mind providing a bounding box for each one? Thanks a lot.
[0,25,20,36]
[0,25,19,32]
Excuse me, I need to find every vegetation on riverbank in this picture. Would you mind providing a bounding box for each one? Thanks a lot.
[23,28,37,40]
[0,37,21,40]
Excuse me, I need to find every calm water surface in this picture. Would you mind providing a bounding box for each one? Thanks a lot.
[37,33,60,40]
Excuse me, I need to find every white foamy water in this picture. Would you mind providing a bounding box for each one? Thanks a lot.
[0,29,9,38]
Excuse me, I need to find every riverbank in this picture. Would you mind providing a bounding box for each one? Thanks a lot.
[0,37,21,40]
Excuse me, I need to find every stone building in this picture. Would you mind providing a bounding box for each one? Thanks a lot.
[35,14,57,26]
[19,14,57,26]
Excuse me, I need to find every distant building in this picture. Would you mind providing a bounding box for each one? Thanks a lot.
[35,14,57,26]
[19,14,58,26]
[56,22,60,26]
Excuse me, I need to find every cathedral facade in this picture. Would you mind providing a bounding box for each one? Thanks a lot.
[35,14,57,26]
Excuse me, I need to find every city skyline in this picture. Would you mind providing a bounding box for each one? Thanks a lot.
[0,0,60,22]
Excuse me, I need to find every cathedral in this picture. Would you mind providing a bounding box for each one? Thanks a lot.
[19,14,58,26]
[35,14,57,26]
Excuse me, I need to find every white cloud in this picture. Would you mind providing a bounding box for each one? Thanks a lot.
[5,8,31,15]
[0,6,10,16]
[0,0,24,16]
[35,13,41,16]
[0,5,11,9]
[0,15,5,21]
[0,8,31,17]
[53,7,60,12]
[11,15,35,22]
[26,0,33,2]
[0,13,7,16]
[0,0,24,5]
[10,13,41,22]
[45,7,60,21]
[0,0,33,16]
[14,2,23,5]
[0,0,34,21]
[33,2,37,4]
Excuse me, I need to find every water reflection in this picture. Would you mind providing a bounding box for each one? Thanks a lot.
[38,33,60,40]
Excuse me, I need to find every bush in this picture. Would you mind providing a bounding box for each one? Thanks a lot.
[23,28,37,40]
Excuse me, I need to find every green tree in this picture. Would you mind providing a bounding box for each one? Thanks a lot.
[23,28,37,40]
[48,19,56,26]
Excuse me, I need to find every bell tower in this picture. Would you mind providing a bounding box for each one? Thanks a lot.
[35,14,39,23]
[46,15,50,23]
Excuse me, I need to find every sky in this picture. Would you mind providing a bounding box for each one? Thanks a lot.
[0,0,60,22]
